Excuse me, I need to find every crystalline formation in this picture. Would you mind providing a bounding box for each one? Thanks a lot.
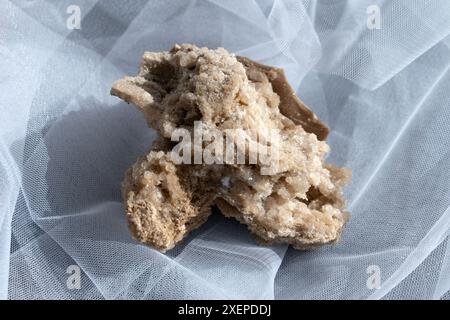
[111,44,351,252]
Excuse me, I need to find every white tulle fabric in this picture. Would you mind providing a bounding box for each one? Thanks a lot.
[1,0,449,299]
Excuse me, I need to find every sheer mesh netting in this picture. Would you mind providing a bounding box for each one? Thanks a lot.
[1,0,449,299]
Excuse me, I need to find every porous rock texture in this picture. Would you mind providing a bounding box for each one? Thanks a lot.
[112,44,350,252]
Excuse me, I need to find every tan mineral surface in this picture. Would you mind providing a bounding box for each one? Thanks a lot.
[111,44,350,252]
